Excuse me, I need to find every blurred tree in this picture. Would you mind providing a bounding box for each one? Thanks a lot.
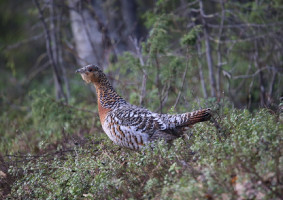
[1,0,282,110]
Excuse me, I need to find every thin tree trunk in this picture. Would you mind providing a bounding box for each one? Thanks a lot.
[50,0,67,101]
[267,70,276,105]
[173,51,189,109]
[68,0,103,66]
[34,0,66,101]
[196,39,208,98]
[155,56,163,113]
[254,41,266,107]
[57,9,71,100]
[199,0,216,97]
[121,0,139,48]
[131,38,147,106]
[216,0,225,99]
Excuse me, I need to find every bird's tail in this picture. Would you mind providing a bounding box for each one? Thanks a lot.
[184,108,211,126]
[165,108,211,128]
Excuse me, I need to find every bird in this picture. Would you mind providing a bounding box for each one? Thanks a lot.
[76,64,211,150]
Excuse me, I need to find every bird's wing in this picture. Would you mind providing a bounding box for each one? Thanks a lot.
[109,105,167,134]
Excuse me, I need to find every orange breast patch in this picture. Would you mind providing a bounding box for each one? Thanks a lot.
[98,101,111,125]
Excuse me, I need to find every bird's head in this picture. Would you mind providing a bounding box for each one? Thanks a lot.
[76,64,105,84]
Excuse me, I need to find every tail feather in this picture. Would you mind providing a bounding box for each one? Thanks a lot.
[184,108,211,126]
[165,108,211,128]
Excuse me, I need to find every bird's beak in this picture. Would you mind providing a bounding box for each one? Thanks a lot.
[75,68,84,73]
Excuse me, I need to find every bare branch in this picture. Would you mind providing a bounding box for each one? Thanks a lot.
[207,22,283,29]
[4,33,44,51]
[130,37,148,106]
[232,66,280,79]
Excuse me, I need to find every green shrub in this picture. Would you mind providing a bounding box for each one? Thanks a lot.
[0,90,95,154]
[8,107,282,199]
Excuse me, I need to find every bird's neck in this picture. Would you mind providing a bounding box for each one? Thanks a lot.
[93,79,127,110]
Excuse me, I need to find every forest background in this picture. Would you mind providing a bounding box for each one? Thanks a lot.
[0,0,282,199]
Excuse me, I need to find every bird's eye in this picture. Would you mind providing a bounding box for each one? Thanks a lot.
[88,68,93,72]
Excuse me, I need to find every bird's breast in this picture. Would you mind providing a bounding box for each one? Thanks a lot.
[98,99,111,125]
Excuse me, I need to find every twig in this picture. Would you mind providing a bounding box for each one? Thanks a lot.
[4,33,44,51]
[232,66,280,79]
[207,22,283,29]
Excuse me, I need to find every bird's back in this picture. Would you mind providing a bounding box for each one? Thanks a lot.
[102,104,211,150]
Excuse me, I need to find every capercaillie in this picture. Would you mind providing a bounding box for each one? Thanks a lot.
[76,64,211,150]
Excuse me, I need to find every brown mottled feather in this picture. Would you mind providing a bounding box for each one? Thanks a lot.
[77,64,211,150]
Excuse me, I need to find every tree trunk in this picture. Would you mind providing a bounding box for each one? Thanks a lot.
[254,41,266,107]
[196,39,208,98]
[68,0,104,67]
[49,0,67,100]
[121,0,139,49]
[199,0,217,97]
[34,0,67,101]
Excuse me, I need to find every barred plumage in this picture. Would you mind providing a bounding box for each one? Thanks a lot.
[76,64,211,150]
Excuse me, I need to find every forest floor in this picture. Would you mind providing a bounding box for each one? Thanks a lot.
[0,97,282,199]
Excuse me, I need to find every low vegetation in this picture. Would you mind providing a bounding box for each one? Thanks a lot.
[1,92,282,199]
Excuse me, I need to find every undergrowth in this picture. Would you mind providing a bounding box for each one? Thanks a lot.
[2,96,282,199]
[0,90,97,154]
